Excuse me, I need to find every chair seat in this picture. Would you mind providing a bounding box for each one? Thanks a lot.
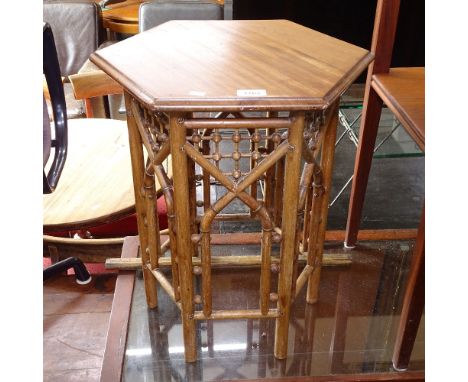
[43,118,133,231]
[43,118,171,232]
[372,67,425,151]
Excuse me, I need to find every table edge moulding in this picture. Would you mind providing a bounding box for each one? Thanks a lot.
[91,20,373,111]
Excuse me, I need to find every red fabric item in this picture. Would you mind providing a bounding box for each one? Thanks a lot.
[43,196,168,276]
[45,195,168,238]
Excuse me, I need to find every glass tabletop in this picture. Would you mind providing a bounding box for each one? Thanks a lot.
[339,88,424,160]
[122,240,424,381]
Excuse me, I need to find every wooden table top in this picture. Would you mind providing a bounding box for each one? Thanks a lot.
[91,20,373,112]
[43,118,171,231]
[372,67,425,151]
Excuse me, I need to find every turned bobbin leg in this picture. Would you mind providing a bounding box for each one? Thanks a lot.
[307,101,339,304]
[124,92,158,308]
[274,111,304,359]
[187,126,199,258]
[169,113,197,362]
[264,113,278,217]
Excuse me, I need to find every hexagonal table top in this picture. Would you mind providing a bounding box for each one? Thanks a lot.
[92,20,373,111]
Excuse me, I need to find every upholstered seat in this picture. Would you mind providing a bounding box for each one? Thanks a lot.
[43,0,107,118]
[139,0,223,32]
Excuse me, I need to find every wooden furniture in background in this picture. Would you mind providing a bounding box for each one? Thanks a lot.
[43,118,134,230]
[69,61,123,118]
[393,208,424,371]
[43,50,172,262]
[343,0,424,371]
[99,236,139,382]
[92,19,372,362]
[99,0,232,36]
[344,0,425,247]
[101,0,142,35]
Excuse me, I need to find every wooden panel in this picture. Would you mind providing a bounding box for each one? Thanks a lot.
[328,228,417,242]
[103,19,139,35]
[99,236,139,382]
[372,67,425,151]
[69,70,123,100]
[91,20,372,111]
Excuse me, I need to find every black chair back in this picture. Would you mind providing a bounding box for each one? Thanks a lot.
[43,23,68,194]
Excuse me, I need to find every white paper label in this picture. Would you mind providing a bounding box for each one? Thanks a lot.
[237,89,267,97]
[188,90,206,96]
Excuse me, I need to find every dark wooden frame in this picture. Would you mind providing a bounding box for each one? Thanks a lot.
[99,236,139,382]
[343,0,425,372]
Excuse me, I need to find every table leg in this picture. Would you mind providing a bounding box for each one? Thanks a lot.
[264,113,278,218]
[274,111,304,359]
[307,101,339,304]
[124,92,158,308]
[187,127,199,257]
[274,156,285,227]
[264,129,276,217]
[392,207,425,371]
[143,166,161,268]
[169,114,197,362]
[344,86,384,247]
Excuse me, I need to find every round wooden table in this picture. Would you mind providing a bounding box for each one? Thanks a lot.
[44,118,135,232]
[101,0,142,35]
[43,118,171,233]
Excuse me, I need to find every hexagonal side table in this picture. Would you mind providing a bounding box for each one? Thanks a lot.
[91,20,373,362]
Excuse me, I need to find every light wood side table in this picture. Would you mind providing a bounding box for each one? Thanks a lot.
[91,19,372,362]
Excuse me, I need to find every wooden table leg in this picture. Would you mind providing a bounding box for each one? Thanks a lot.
[124,92,158,308]
[344,86,384,248]
[344,0,402,248]
[392,207,425,371]
[307,101,339,303]
[170,114,197,362]
[274,111,305,359]
[187,127,199,258]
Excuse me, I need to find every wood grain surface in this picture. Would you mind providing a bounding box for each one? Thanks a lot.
[99,236,138,382]
[43,119,172,231]
[372,67,425,150]
[69,70,123,100]
[102,1,141,23]
[91,20,373,111]
[43,119,133,230]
